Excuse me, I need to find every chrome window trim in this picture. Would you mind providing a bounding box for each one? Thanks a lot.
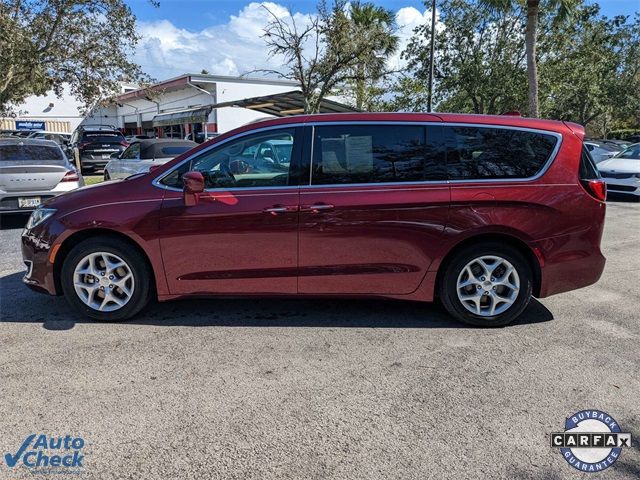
[151,121,563,192]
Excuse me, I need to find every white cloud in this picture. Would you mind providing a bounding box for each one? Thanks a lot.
[133,2,432,81]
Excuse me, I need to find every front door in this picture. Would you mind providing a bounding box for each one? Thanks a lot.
[158,127,302,295]
[298,123,450,295]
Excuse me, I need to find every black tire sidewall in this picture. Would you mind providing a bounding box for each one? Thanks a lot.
[440,242,533,327]
[61,237,151,321]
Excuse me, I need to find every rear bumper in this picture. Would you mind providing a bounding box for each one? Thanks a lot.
[533,226,606,298]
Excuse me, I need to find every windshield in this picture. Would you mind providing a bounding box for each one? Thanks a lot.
[614,144,640,159]
[0,144,64,161]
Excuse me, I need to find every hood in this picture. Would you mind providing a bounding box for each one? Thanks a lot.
[597,158,640,174]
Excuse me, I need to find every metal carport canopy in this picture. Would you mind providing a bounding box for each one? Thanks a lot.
[209,90,359,116]
[152,106,213,127]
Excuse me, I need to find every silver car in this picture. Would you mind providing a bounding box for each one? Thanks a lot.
[0,138,84,213]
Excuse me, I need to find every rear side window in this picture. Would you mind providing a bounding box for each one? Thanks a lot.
[580,146,601,180]
[160,146,193,156]
[311,124,445,185]
[444,126,558,180]
[0,145,64,161]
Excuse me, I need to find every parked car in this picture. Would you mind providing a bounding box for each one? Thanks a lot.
[69,125,128,173]
[104,139,197,180]
[597,143,640,198]
[584,141,619,163]
[184,131,220,144]
[21,113,606,326]
[0,138,83,213]
[27,130,71,147]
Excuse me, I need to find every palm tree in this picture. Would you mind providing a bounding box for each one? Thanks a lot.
[482,0,579,117]
[349,2,399,110]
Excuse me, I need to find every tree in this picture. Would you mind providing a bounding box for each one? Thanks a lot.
[481,0,580,118]
[257,1,397,113]
[539,6,640,133]
[0,0,155,112]
[389,0,527,114]
[347,1,399,110]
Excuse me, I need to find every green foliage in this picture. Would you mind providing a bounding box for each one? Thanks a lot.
[389,0,528,114]
[260,0,398,113]
[0,0,154,112]
[389,0,639,134]
[539,6,640,133]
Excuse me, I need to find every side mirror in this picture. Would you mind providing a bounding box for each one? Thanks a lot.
[183,171,204,206]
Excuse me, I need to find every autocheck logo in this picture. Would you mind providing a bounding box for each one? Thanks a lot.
[551,410,632,472]
[3,434,85,473]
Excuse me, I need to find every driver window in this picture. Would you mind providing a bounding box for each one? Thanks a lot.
[121,144,140,160]
[161,128,295,189]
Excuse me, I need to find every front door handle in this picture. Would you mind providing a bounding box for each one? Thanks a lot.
[300,203,335,213]
[263,205,298,215]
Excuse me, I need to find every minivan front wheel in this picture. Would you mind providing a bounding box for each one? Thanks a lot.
[61,237,152,321]
[439,242,533,327]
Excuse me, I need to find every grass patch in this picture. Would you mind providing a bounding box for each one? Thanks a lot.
[84,175,103,186]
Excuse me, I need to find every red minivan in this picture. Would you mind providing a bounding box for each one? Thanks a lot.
[21,113,606,326]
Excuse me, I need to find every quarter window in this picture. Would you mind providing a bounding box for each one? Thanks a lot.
[444,126,558,179]
[311,125,445,185]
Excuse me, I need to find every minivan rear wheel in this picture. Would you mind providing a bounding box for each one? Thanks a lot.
[61,237,152,321]
[439,242,532,327]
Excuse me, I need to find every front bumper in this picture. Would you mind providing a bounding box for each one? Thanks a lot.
[21,220,65,296]
[602,176,640,196]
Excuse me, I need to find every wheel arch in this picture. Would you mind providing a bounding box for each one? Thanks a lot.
[434,233,542,298]
[53,228,157,296]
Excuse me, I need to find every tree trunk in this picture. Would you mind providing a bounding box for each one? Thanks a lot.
[525,0,540,118]
[355,64,365,110]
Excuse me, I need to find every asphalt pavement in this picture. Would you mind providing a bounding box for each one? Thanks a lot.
[0,197,638,479]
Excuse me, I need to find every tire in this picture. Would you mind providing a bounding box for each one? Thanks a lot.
[103,170,111,181]
[439,242,533,327]
[61,237,152,321]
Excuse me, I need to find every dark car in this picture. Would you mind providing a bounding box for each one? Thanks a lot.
[21,113,606,327]
[69,125,128,173]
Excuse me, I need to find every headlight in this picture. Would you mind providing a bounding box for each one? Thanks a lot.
[26,207,57,229]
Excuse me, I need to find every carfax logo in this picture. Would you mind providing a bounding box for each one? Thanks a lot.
[551,410,632,472]
[3,434,85,473]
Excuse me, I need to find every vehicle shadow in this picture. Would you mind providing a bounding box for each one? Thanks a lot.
[0,213,29,230]
[607,192,640,203]
[0,271,554,331]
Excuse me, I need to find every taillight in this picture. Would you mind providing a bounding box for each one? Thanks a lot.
[61,170,79,182]
[583,179,607,201]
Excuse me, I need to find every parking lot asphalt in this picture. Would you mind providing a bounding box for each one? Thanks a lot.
[0,197,639,479]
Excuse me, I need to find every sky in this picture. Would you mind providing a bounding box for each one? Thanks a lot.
[126,0,639,81]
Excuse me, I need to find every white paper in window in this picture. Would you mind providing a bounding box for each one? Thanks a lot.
[346,136,373,172]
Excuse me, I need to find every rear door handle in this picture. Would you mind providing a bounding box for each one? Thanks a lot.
[263,205,298,215]
[300,203,335,213]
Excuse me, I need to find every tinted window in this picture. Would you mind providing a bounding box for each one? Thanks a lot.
[444,126,558,179]
[160,146,193,156]
[82,132,125,143]
[160,128,296,189]
[311,125,445,185]
[0,145,64,161]
[580,147,601,180]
